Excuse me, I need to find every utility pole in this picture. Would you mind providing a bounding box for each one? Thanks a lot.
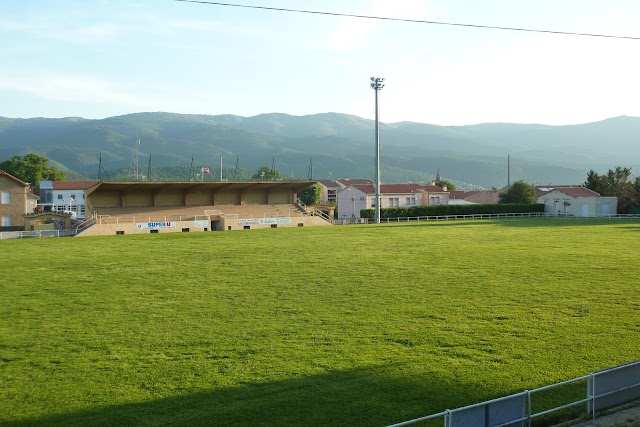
[507,155,511,189]
[370,77,385,224]
[134,135,140,181]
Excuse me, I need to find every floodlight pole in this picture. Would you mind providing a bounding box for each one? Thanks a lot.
[370,77,385,224]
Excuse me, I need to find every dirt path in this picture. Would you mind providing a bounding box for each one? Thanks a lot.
[569,405,640,427]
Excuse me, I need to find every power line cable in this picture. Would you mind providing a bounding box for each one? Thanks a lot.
[173,0,640,41]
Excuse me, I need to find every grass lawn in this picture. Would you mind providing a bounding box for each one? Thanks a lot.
[0,218,639,426]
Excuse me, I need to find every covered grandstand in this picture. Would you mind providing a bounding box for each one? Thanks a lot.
[77,180,330,236]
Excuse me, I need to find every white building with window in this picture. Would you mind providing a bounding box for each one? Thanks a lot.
[38,181,99,220]
[535,186,617,217]
[337,183,449,219]
[317,178,373,205]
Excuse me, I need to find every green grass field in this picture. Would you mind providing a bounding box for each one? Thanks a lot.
[1,218,639,426]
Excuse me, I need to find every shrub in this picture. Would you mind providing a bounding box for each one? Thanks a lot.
[360,203,544,219]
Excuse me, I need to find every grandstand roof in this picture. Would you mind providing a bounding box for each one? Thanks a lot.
[86,180,315,196]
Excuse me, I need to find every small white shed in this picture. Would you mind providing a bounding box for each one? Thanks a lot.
[536,187,617,217]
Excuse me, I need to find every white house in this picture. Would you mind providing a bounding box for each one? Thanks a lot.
[337,183,449,219]
[317,179,373,205]
[535,186,617,217]
[38,181,99,220]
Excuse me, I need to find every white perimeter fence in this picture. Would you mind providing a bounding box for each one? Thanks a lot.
[2,213,639,239]
[388,360,640,427]
[0,229,81,239]
[334,213,640,225]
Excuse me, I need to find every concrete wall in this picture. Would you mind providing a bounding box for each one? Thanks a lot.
[127,191,154,207]
[77,215,330,237]
[267,190,292,204]
[215,191,240,205]
[91,191,120,208]
[244,190,268,204]
[155,190,182,207]
[186,191,212,206]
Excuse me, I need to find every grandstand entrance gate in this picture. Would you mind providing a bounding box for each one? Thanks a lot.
[211,219,224,231]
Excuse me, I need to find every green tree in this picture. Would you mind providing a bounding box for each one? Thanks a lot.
[435,180,456,191]
[584,166,637,213]
[499,180,534,204]
[251,166,282,180]
[297,183,322,205]
[0,153,65,194]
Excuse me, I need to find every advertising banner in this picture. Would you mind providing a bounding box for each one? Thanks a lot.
[238,217,292,226]
[136,221,176,230]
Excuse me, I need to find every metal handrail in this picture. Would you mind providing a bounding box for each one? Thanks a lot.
[386,360,640,427]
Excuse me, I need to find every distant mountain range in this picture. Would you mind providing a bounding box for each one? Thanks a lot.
[1,112,639,188]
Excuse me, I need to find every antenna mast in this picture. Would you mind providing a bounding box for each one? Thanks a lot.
[271,156,276,180]
[234,156,240,180]
[134,134,140,180]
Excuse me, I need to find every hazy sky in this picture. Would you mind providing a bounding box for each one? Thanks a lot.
[2,0,640,125]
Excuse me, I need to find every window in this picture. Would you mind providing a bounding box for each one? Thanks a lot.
[57,194,63,200]
[388,197,399,207]
[1,216,10,227]
[40,189,53,204]
[1,192,9,205]
[406,196,416,205]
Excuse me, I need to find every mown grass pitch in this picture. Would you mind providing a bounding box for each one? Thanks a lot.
[1,218,639,426]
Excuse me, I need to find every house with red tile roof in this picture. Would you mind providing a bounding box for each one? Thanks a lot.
[337,183,448,219]
[535,185,617,216]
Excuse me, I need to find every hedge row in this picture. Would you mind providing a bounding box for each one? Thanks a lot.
[360,203,545,219]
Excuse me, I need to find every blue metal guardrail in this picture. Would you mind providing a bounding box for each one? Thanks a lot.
[387,360,640,427]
